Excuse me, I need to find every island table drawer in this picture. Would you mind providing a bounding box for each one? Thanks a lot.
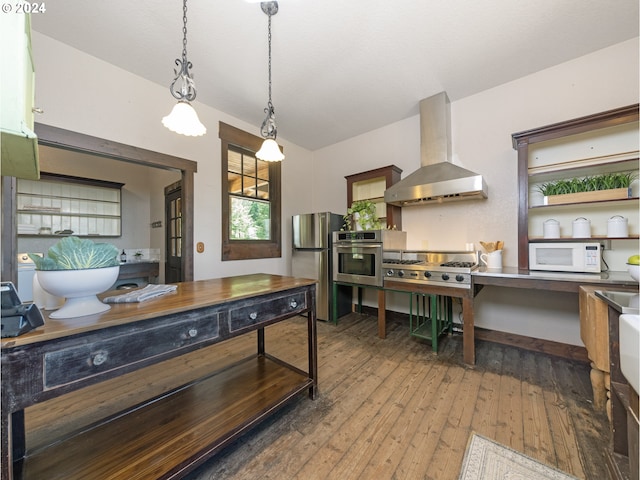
[229,292,308,332]
[43,311,220,389]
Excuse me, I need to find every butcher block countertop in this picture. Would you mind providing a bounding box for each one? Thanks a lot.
[1,273,317,349]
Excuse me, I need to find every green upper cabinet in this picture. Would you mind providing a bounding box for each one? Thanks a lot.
[1,12,39,180]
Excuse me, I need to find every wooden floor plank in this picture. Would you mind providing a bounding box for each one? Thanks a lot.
[541,356,587,478]
[468,342,504,441]
[328,358,436,479]
[426,366,484,480]
[356,359,438,479]
[520,351,558,467]
[495,347,525,452]
[550,356,611,480]
[292,343,417,479]
[393,364,466,479]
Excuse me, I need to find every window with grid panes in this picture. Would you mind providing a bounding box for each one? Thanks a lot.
[219,122,282,260]
[228,147,271,240]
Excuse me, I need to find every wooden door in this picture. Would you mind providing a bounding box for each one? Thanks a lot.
[165,181,183,283]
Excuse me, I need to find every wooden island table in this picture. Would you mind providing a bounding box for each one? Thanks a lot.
[1,274,317,480]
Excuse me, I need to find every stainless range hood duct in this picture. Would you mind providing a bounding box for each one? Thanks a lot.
[384,92,488,206]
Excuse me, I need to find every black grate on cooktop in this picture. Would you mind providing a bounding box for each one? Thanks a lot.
[440,261,475,268]
[383,259,422,265]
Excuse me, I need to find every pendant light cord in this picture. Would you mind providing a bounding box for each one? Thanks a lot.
[267,11,272,105]
[182,0,189,64]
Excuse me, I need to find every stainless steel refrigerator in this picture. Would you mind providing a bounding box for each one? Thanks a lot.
[292,212,351,321]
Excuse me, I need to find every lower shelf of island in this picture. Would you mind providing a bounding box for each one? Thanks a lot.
[21,355,313,480]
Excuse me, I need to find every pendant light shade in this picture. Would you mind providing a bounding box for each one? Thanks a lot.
[162,101,206,136]
[256,1,284,161]
[256,138,284,162]
[162,0,206,137]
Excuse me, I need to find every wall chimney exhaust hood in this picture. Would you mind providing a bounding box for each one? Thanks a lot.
[384,92,487,206]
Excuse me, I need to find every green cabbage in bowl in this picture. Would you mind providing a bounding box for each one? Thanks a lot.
[29,236,120,270]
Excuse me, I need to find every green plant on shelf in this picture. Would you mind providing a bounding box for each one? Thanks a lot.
[343,200,381,231]
[537,171,637,196]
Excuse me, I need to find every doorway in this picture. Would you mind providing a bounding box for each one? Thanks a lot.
[1,124,198,285]
[165,181,183,283]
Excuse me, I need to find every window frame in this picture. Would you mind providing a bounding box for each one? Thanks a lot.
[219,121,282,261]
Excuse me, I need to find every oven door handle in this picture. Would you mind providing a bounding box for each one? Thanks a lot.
[335,244,382,250]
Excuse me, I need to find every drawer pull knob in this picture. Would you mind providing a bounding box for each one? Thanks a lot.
[289,300,298,308]
[92,352,108,366]
[188,328,198,338]
[249,312,258,320]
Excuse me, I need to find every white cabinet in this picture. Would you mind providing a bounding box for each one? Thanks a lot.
[1,12,39,179]
[17,174,124,237]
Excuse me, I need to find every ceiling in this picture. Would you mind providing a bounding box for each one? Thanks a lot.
[32,0,639,151]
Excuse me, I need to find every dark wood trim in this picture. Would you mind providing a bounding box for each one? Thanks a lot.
[219,122,282,261]
[35,124,198,173]
[473,327,589,363]
[1,177,17,285]
[511,104,639,148]
[219,122,269,153]
[181,170,195,279]
[3,123,197,281]
[516,141,530,270]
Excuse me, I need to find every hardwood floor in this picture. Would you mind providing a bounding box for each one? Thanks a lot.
[186,313,609,480]
[25,312,610,480]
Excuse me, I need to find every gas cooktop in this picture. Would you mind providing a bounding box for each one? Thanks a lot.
[382,250,479,289]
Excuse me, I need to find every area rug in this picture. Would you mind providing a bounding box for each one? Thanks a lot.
[459,433,579,480]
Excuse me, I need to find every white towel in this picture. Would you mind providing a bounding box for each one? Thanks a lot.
[103,284,177,303]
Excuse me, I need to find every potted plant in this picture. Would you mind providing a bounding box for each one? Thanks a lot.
[537,171,637,205]
[343,200,381,231]
[134,251,144,262]
[29,236,120,319]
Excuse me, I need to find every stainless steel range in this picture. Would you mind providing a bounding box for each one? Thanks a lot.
[382,250,479,289]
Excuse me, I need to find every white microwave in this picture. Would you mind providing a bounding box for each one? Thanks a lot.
[529,242,601,273]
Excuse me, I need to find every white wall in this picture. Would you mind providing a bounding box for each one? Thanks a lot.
[312,38,639,345]
[31,32,315,281]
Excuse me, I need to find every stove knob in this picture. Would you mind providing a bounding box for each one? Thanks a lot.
[398,270,405,277]
[424,271,432,278]
[455,274,465,282]
[441,273,450,281]
[386,269,394,276]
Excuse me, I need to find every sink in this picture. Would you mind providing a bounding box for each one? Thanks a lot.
[596,291,640,314]
[620,314,640,394]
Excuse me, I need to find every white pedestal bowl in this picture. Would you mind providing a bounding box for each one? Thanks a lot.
[36,266,120,319]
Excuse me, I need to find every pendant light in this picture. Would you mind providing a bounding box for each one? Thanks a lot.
[256,1,285,162]
[162,0,206,137]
